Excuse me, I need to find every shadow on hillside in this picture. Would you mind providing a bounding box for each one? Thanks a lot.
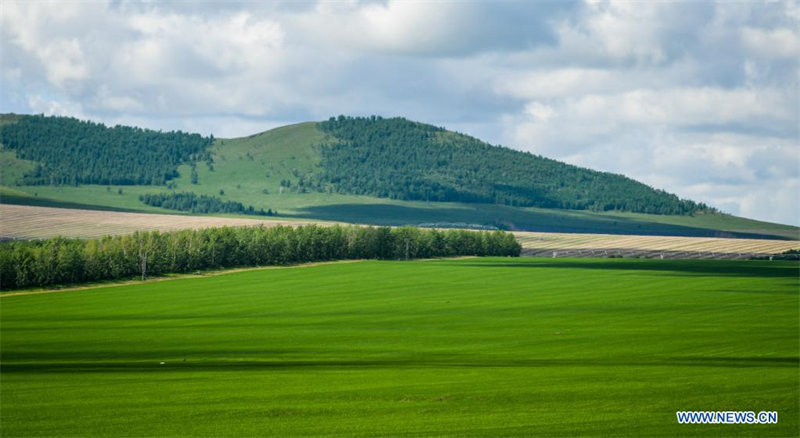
[2,356,797,374]
[287,203,791,240]
[450,259,800,279]
[0,194,142,213]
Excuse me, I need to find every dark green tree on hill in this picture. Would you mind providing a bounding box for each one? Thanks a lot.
[0,115,214,185]
[317,116,712,215]
[140,192,275,216]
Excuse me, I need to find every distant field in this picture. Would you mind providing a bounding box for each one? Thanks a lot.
[0,204,321,240]
[3,204,797,260]
[516,231,799,259]
[1,258,797,437]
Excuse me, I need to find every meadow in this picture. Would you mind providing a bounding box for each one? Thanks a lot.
[1,257,797,437]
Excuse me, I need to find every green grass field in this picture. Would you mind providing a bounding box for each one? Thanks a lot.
[2,258,797,437]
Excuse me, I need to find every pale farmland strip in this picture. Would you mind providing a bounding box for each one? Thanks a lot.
[514,231,798,256]
[2,204,797,257]
[0,204,324,240]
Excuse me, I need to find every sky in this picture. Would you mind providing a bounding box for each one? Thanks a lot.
[1,0,798,226]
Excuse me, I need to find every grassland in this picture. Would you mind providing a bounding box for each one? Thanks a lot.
[1,258,797,437]
[2,122,797,240]
[0,148,35,187]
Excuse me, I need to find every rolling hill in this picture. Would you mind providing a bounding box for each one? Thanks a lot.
[316,116,706,214]
[1,114,797,240]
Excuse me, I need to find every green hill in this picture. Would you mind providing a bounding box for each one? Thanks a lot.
[1,114,797,239]
[316,116,707,215]
[0,114,213,185]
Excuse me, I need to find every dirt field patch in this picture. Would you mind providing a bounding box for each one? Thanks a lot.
[515,231,798,257]
[0,204,323,240]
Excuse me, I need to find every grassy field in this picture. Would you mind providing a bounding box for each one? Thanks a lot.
[0,149,35,187]
[2,122,797,240]
[1,258,797,437]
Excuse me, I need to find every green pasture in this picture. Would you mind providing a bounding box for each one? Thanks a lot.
[1,258,797,437]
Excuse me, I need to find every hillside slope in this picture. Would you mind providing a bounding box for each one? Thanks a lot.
[1,115,797,239]
[0,115,213,185]
[316,116,707,215]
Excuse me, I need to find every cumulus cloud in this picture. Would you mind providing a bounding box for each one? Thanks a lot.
[304,1,472,55]
[292,1,566,57]
[0,0,797,226]
[742,26,800,58]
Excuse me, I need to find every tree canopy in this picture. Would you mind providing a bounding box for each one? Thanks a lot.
[140,192,275,216]
[0,225,521,290]
[0,114,213,185]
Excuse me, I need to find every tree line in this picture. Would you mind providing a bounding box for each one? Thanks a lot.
[317,116,712,215]
[0,114,214,186]
[140,192,276,216]
[0,225,521,290]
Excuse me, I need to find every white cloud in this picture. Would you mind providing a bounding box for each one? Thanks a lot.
[289,1,472,56]
[0,2,92,87]
[524,102,557,123]
[508,86,796,157]
[0,0,797,226]
[125,11,285,75]
[594,87,792,126]
[107,10,286,115]
[493,68,618,100]
[741,27,800,58]
[578,1,667,64]
[27,95,87,119]
[355,1,467,54]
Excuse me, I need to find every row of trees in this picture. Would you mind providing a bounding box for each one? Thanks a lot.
[0,225,521,290]
[139,192,276,216]
[0,115,214,186]
[317,116,712,215]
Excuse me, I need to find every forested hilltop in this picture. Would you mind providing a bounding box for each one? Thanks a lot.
[0,114,213,185]
[318,116,711,215]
